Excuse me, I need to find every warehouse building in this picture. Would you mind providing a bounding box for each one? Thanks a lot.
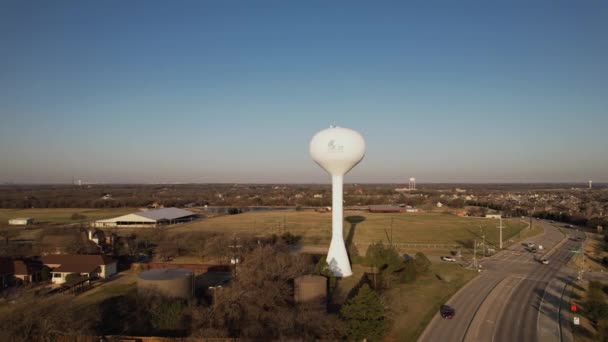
[8,218,34,226]
[93,207,197,228]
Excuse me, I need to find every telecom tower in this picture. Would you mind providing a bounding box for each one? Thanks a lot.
[409,177,416,190]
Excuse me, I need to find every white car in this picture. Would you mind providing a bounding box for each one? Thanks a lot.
[440,256,456,262]
[540,259,550,265]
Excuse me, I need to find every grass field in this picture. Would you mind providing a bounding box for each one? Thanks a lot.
[385,262,477,341]
[0,208,134,226]
[171,211,528,248]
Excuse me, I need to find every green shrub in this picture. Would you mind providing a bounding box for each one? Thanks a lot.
[365,242,402,274]
[413,252,431,274]
[340,284,388,341]
[399,261,417,284]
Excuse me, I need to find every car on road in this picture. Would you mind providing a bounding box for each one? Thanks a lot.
[523,242,535,248]
[440,256,456,262]
[540,259,550,265]
[440,305,455,319]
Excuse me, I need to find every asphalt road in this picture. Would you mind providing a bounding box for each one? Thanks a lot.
[419,220,584,342]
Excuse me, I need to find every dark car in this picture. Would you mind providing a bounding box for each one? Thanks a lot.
[440,305,455,319]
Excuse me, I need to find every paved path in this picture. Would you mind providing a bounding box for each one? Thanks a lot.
[420,220,584,342]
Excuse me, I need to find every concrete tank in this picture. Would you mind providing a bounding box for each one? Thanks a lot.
[294,275,327,311]
[137,268,194,299]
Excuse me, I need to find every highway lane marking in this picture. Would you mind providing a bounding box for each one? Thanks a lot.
[490,276,526,342]
[462,276,508,342]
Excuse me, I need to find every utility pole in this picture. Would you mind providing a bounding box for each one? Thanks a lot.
[580,252,585,281]
[390,217,394,247]
[228,235,242,278]
[473,239,477,269]
[498,217,504,249]
[569,248,584,280]
[482,232,486,258]
[530,206,535,230]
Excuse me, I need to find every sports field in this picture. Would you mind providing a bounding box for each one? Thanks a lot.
[171,210,529,247]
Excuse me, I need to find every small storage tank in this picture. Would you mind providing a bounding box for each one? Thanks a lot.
[138,268,194,299]
[294,275,327,311]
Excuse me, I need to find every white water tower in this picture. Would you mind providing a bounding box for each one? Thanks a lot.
[310,126,366,277]
[409,177,416,190]
[589,180,593,189]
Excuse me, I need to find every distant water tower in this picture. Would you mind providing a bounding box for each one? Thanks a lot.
[409,177,416,190]
[589,180,593,189]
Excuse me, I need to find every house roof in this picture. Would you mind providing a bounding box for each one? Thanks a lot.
[53,263,99,273]
[13,260,30,275]
[42,254,115,274]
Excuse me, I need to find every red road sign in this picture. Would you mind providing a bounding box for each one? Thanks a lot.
[571,304,577,312]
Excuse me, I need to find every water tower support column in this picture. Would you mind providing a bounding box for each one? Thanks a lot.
[327,174,352,277]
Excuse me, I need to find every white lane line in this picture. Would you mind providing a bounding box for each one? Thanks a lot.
[537,278,552,336]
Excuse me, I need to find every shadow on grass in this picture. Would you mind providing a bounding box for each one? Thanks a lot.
[345,216,365,249]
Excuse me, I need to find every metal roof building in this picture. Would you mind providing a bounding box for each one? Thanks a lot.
[93,207,197,228]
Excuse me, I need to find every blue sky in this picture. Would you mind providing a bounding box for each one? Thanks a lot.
[1,1,607,183]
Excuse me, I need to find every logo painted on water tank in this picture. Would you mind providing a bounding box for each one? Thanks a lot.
[327,140,344,152]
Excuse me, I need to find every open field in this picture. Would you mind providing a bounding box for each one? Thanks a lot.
[0,208,133,226]
[171,211,529,248]
[328,260,477,341]
[385,262,477,341]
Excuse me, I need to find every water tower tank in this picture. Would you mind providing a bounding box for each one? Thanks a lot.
[310,127,366,176]
[137,268,194,299]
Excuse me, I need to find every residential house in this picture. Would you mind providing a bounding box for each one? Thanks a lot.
[42,254,117,285]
